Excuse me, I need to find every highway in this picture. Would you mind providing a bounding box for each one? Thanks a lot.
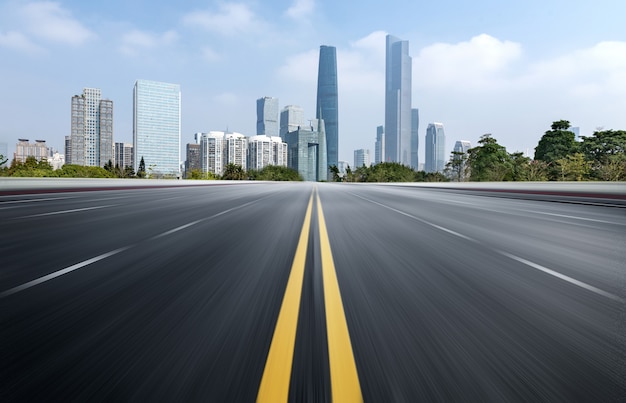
[1,182,625,402]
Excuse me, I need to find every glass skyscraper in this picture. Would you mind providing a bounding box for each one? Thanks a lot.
[256,97,279,137]
[375,125,384,164]
[279,105,304,139]
[133,80,181,177]
[385,35,412,166]
[425,122,446,173]
[411,108,419,170]
[316,45,338,173]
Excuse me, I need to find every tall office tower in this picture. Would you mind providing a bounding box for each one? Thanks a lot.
[316,45,338,173]
[375,126,385,164]
[570,126,580,141]
[115,142,134,168]
[224,132,248,170]
[200,132,225,175]
[64,136,71,164]
[133,80,181,177]
[385,35,412,165]
[185,143,201,177]
[453,140,472,155]
[425,123,446,173]
[280,105,304,139]
[248,135,287,170]
[285,118,327,181]
[256,97,279,137]
[354,149,371,168]
[70,88,114,167]
[411,108,419,169]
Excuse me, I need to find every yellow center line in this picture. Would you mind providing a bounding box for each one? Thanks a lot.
[316,190,363,403]
[257,190,314,403]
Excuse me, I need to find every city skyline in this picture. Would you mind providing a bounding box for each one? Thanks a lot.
[0,1,624,165]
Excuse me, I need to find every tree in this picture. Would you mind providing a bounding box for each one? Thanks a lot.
[445,151,469,182]
[580,129,626,181]
[329,164,342,182]
[0,154,7,167]
[248,165,303,181]
[221,163,246,180]
[554,153,590,181]
[467,134,513,181]
[534,120,579,171]
[137,157,146,178]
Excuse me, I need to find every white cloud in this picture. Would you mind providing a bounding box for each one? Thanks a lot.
[183,3,265,36]
[119,29,179,55]
[19,1,95,46]
[414,34,522,90]
[0,31,42,54]
[277,49,319,82]
[201,47,221,63]
[285,0,315,19]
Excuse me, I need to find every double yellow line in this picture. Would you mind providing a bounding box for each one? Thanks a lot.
[257,188,362,403]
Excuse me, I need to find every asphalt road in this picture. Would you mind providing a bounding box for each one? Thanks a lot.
[1,182,625,402]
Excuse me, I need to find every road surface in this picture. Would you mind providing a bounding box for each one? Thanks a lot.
[2,182,625,402]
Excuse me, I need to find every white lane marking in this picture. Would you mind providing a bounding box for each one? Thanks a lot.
[1,197,266,297]
[0,247,131,298]
[522,210,624,225]
[0,196,74,205]
[352,192,624,303]
[497,251,624,303]
[16,205,114,218]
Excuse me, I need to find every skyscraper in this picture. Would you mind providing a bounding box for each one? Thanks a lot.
[425,123,446,173]
[285,119,327,181]
[385,35,412,165]
[411,108,419,170]
[279,105,304,139]
[354,149,371,168]
[133,80,181,177]
[375,126,385,164]
[256,97,279,137]
[70,88,113,167]
[115,142,134,169]
[316,45,338,172]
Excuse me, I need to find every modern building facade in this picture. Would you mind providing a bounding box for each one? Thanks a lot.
[385,35,412,166]
[425,123,446,173]
[375,126,385,165]
[14,139,48,163]
[279,105,304,139]
[354,149,371,168]
[199,132,225,176]
[133,80,181,177]
[256,97,279,137]
[115,142,134,169]
[224,132,248,168]
[285,119,327,181]
[248,135,287,170]
[70,88,113,167]
[411,108,419,170]
[185,143,201,176]
[316,45,339,173]
[453,140,472,155]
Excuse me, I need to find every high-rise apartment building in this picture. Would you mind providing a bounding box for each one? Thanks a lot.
[285,119,327,181]
[425,123,446,173]
[279,105,304,139]
[200,132,225,176]
[184,143,201,177]
[14,139,48,162]
[316,45,339,173]
[248,135,287,170]
[354,149,371,168]
[256,97,279,137]
[115,142,134,169]
[411,108,419,169]
[375,126,385,164]
[70,88,113,167]
[385,35,412,166]
[133,80,181,177]
[225,132,248,169]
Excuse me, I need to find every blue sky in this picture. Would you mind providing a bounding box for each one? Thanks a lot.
[1,0,625,165]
